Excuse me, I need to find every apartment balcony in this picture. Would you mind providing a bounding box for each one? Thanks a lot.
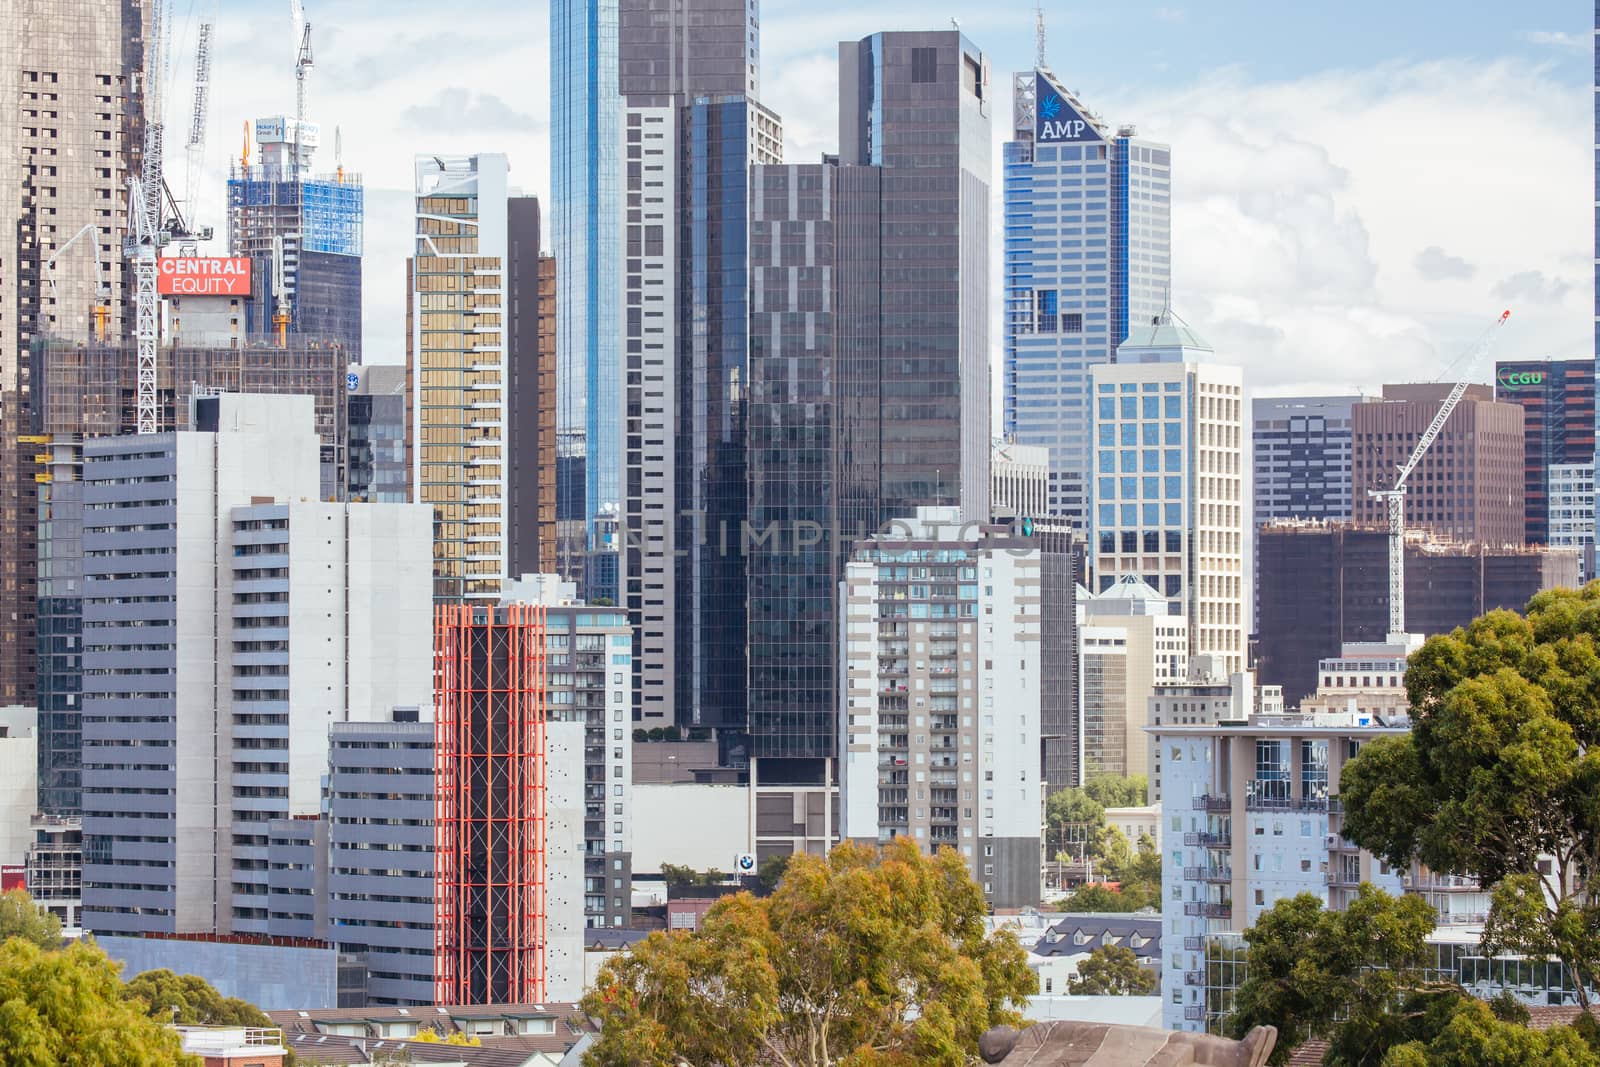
[1184,970,1205,986]
[1183,937,1205,952]
[1183,866,1232,883]
[1183,831,1231,849]
[1183,902,1232,919]
[1191,795,1230,813]
[1325,869,1361,888]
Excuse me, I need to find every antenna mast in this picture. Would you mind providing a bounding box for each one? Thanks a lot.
[1036,1,1047,71]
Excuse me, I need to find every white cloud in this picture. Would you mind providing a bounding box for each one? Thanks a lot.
[1521,30,1588,51]
[1415,246,1475,281]
[1102,59,1590,395]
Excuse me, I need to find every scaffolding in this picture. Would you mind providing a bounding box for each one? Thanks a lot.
[434,602,549,1006]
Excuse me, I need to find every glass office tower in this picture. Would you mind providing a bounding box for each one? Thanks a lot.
[551,0,622,602]
[1004,69,1170,529]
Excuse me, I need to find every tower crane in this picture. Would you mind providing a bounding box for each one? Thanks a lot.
[1368,310,1511,641]
[291,0,314,176]
[44,223,111,342]
[179,18,213,256]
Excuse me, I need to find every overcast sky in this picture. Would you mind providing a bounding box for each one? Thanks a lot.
[175,0,1593,397]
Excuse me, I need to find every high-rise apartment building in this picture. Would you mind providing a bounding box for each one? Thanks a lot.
[227,118,363,358]
[1254,522,1579,706]
[992,440,1050,525]
[1077,577,1188,785]
[1549,463,1595,572]
[838,509,1044,908]
[0,0,144,706]
[747,31,992,775]
[1088,316,1246,672]
[407,154,509,602]
[1492,359,1595,548]
[79,395,433,937]
[1351,383,1525,547]
[550,0,622,604]
[615,0,780,733]
[506,198,558,579]
[1003,66,1171,528]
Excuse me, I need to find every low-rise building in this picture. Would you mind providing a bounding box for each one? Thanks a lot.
[176,1027,287,1067]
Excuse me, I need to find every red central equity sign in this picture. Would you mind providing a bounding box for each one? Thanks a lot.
[157,256,252,296]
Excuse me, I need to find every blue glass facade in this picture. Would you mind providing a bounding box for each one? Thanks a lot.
[551,0,622,603]
[1003,70,1170,528]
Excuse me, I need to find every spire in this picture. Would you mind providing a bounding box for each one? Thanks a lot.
[1035,1,1048,71]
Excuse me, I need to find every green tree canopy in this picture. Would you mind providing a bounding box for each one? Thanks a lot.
[1083,774,1148,808]
[1068,944,1157,996]
[0,889,62,951]
[1340,588,1600,1006]
[1053,882,1158,913]
[1225,885,1438,1065]
[1377,996,1600,1067]
[581,838,1036,1067]
[0,939,196,1065]
[122,969,274,1028]
[1045,787,1106,863]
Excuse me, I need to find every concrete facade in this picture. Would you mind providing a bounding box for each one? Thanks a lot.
[1077,577,1188,785]
[79,394,433,938]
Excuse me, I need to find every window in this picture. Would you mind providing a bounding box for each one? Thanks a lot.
[1035,289,1059,333]
[911,47,939,83]
[1063,312,1083,333]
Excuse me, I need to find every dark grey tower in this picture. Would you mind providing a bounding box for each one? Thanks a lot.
[746,31,992,777]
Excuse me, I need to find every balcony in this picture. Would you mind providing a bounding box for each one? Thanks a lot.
[1184,970,1205,986]
[1183,902,1232,919]
[1184,1006,1206,1022]
[1183,936,1205,952]
[1183,831,1231,849]
[1183,866,1232,883]
[1191,795,1231,813]
[1325,869,1361,888]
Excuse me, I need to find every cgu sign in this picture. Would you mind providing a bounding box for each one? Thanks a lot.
[1496,367,1545,391]
[158,257,252,297]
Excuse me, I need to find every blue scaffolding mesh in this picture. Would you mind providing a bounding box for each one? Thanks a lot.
[303,178,363,257]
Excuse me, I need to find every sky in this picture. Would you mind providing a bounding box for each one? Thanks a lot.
[176,0,1594,398]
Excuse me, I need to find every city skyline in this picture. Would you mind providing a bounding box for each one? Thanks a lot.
[171,0,1592,400]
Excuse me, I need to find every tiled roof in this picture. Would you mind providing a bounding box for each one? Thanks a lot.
[1032,914,1162,960]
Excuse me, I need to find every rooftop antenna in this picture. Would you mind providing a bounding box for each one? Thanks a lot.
[1035,1,1047,71]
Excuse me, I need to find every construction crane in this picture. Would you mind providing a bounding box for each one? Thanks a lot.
[291,0,314,176]
[44,223,111,342]
[179,18,213,255]
[1368,310,1511,641]
[125,0,168,435]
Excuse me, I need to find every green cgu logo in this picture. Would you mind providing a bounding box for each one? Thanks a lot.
[1496,368,1544,390]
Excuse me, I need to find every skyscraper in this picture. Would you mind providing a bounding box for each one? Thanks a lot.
[550,0,622,603]
[407,154,510,603]
[615,0,778,734]
[747,31,992,774]
[1088,314,1246,673]
[1492,358,1594,548]
[0,0,145,706]
[506,196,558,580]
[1350,383,1525,547]
[1004,65,1171,529]
[79,395,433,937]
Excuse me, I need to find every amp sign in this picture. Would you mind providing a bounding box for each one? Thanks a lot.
[1035,73,1101,145]
[158,257,252,297]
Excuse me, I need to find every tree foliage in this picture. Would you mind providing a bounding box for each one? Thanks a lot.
[1045,787,1105,862]
[1340,589,1600,1006]
[756,853,790,894]
[0,890,62,951]
[0,939,197,1065]
[581,838,1036,1067]
[1067,945,1157,996]
[1376,996,1600,1067]
[1083,774,1147,808]
[1225,886,1438,1065]
[122,969,274,1028]
[1055,882,1159,913]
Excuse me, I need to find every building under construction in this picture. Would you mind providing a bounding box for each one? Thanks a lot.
[433,598,628,1004]
[227,119,363,358]
[1255,521,1580,707]
[31,335,349,497]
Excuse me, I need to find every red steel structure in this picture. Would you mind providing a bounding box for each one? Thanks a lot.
[434,603,549,1005]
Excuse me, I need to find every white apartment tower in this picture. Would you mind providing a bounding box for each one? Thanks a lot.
[79,394,433,937]
[409,154,510,603]
[839,508,1044,909]
[1089,314,1245,672]
[1077,576,1188,785]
